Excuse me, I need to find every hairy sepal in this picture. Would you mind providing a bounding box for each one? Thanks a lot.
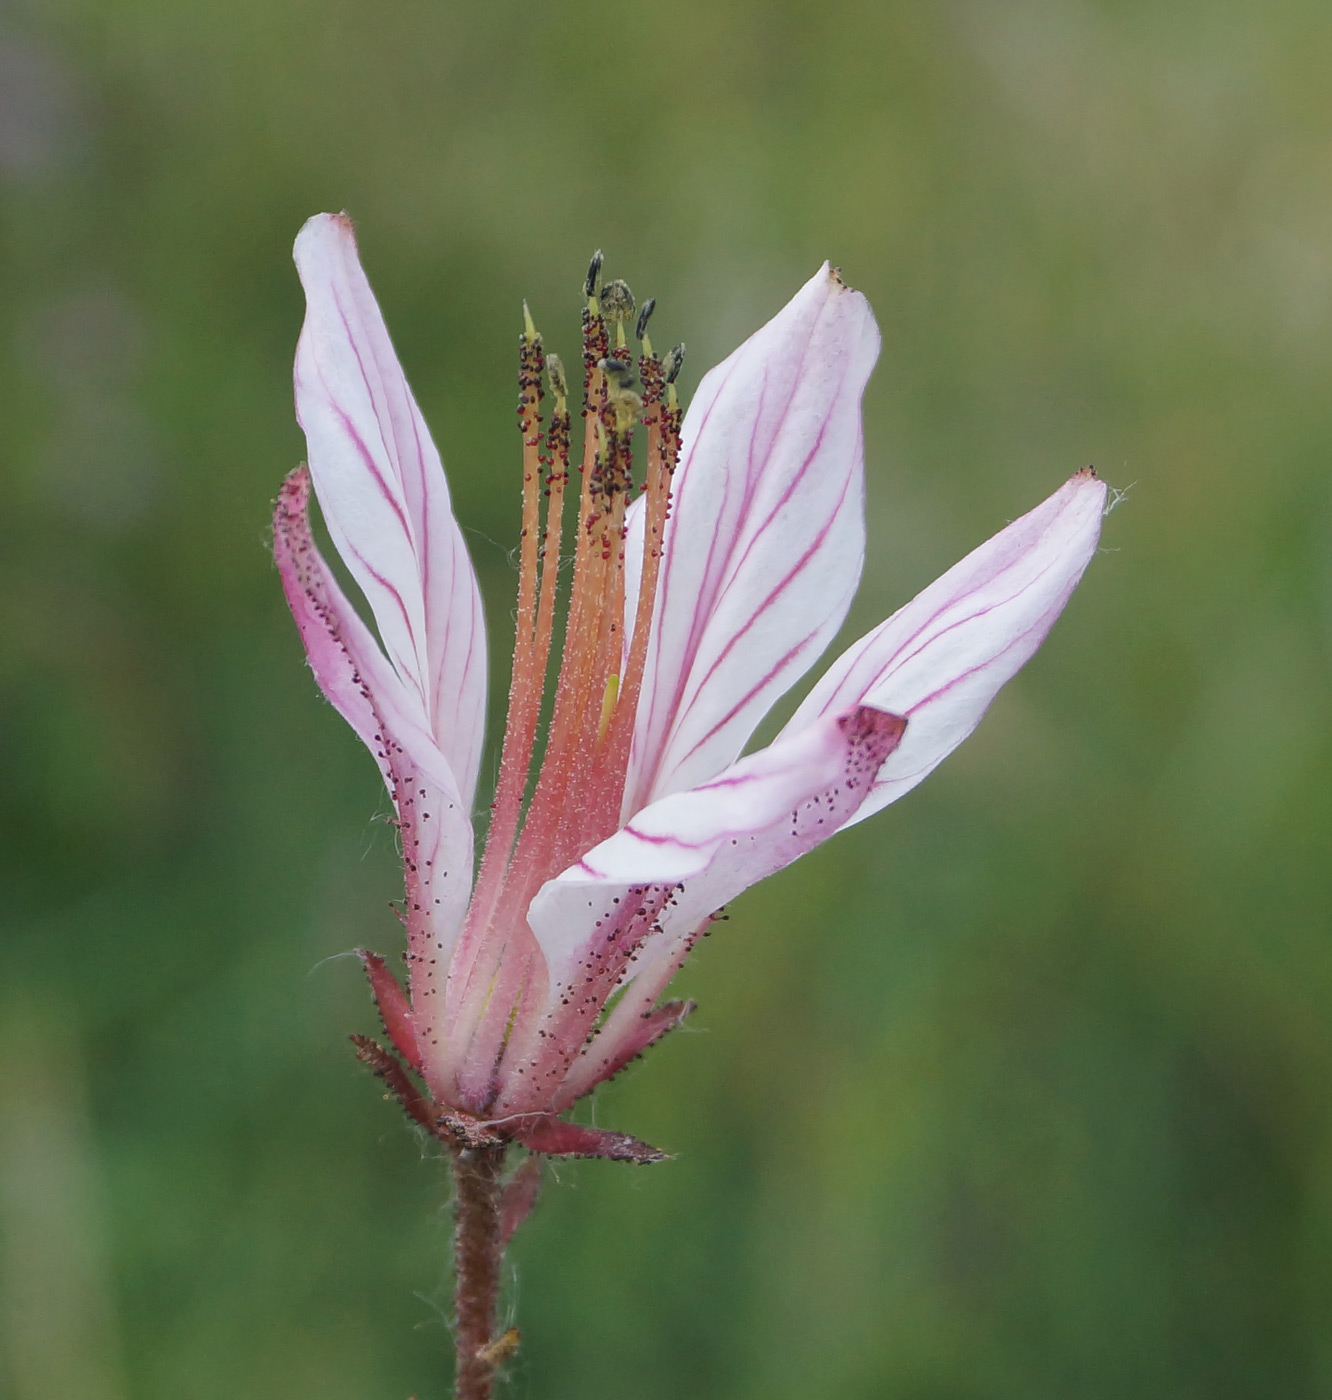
[507,1116,669,1164]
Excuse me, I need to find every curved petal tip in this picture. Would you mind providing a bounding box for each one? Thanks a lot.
[294,210,355,260]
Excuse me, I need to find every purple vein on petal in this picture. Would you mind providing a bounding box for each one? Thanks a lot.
[629,271,874,806]
[331,268,437,612]
[663,430,857,763]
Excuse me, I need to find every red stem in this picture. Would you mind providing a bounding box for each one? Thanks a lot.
[450,1141,510,1400]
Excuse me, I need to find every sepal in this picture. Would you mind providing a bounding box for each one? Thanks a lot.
[507,1115,669,1163]
[359,950,423,1073]
[499,1157,543,1244]
[349,1034,434,1132]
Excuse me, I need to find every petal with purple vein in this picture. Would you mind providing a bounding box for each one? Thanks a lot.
[501,706,905,1116]
[274,467,476,979]
[293,213,487,806]
[783,468,1107,826]
[622,265,880,814]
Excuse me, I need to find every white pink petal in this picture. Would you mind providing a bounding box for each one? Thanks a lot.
[622,264,881,814]
[274,468,476,987]
[293,213,487,807]
[278,220,1112,1145]
[783,467,1107,825]
[503,705,906,1114]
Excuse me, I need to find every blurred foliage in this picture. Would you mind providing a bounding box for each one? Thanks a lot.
[2,0,1332,1396]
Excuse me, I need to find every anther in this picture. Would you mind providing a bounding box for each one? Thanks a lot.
[608,385,643,432]
[600,280,636,349]
[635,298,656,341]
[598,357,642,430]
[546,352,568,404]
[600,279,636,327]
[522,300,539,343]
[598,357,633,388]
[663,342,686,383]
[584,250,604,300]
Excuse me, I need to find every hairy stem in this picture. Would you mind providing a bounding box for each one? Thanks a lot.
[451,1141,509,1400]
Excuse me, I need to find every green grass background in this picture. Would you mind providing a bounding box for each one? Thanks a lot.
[3,1,1331,1396]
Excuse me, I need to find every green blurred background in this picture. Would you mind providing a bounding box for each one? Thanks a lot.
[2,1,1331,1396]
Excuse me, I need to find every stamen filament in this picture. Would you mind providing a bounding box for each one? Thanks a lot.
[501,317,611,905]
[531,376,570,725]
[462,318,550,958]
[562,439,630,856]
[581,347,680,841]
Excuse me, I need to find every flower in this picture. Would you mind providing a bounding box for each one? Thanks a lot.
[274,212,1106,1161]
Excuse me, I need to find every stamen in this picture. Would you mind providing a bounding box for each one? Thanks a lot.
[577,410,633,788]
[505,291,617,891]
[465,309,547,925]
[663,342,685,414]
[580,324,681,842]
[597,675,619,743]
[529,355,570,766]
[581,300,607,396]
[453,253,684,1105]
[444,304,560,1100]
